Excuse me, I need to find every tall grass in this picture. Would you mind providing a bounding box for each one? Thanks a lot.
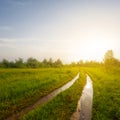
[0,67,79,120]
[82,67,120,120]
[21,70,86,120]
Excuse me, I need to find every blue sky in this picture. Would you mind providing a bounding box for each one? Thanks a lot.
[0,0,120,63]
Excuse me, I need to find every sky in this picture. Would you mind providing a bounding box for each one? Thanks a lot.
[0,0,120,63]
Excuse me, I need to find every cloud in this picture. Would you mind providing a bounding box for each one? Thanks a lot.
[0,38,17,48]
[0,40,5,43]
[0,37,43,48]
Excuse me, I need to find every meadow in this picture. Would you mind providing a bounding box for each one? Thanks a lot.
[0,66,120,120]
[21,66,120,120]
[21,70,86,120]
[83,67,120,120]
[0,67,79,120]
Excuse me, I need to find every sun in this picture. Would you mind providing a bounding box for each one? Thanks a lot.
[68,34,114,62]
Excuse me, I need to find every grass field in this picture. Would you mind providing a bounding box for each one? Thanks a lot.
[0,67,79,120]
[21,70,86,120]
[82,67,120,120]
[1,66,120,120]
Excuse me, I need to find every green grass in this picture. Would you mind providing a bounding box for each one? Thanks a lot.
[21,70,86,120]
[2,66,119,120]
[0,67,79,120]
[82,66,120,120]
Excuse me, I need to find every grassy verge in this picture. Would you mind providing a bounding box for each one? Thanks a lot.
[82,66,120,120]
[21,70,86,120]
[0,67,79,120]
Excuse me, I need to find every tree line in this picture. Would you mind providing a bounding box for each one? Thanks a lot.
[0,50,120,68]
[0,58,63,68]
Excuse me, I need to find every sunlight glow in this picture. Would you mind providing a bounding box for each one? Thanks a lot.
[67,30,115,62]
[0,1,120,62]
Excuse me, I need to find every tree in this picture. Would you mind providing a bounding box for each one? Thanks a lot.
[1,59,9,68]
[42,59,48,67]
[15,58,25,68]
[104,50,120,67]
[54,59,63,67]
[26,57,39,68]
[104,50,113,60]
[78,60,84,66]
[48,58,53,67]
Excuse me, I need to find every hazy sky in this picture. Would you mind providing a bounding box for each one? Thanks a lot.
[0,0,120,63]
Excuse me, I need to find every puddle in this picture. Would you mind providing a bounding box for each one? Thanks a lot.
[7,73,79,120]
[71,75,93,120]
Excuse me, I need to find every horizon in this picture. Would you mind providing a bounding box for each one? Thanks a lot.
[0,0,120,63]
[0,49,118,64]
